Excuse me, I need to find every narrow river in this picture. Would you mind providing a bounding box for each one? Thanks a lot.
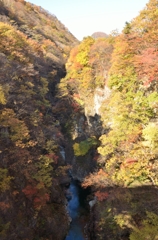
[65,180,89,240]
[60,146,89,240]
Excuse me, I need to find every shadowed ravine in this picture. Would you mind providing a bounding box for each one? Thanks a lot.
[65,180,88,240]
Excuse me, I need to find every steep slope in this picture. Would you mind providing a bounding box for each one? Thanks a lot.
[0,1,79,239]
[0,0,78,65]
[59,0,158,239]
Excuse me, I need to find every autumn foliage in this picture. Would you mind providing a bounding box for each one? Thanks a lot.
[61,1,158,239]
[0,0,76,238]
[22,184,50,209]
[1,0,158,239]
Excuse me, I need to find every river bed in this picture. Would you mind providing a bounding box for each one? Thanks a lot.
[65,180,89,240]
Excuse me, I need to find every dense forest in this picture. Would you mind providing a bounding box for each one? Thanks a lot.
[0,0,158,240]
[0,0,79,239]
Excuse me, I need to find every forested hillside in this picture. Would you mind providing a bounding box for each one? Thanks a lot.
[0,0,79,239]
[0,0,158,239]
[59,0,158,239]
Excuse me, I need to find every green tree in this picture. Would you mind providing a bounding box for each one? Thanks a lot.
[0,168,13,192]
[73,137,97,156]
[130,212,158,240]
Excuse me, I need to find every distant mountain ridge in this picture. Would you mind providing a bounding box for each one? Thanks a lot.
[91,31,108,39]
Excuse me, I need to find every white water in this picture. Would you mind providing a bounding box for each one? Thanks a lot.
[60,146,66,160]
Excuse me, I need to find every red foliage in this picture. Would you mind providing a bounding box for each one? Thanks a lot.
[71,101,80,112]
[23,184,50,208]
[53,154,59,164]
[33,193,50,209]
[22,185,38,200]
[46,153,59,164]
[135,47,158,85]
[95,191,108,201]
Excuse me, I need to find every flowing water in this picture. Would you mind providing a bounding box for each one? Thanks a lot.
[60,147,89,240]
[65,180,89,240]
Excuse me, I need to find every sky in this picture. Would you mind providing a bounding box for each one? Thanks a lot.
[27,0,149,40]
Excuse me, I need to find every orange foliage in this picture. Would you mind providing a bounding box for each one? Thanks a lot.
[0,202,10,211]
[98,169,108,176]
[82,169,109,188]
[12,190,19,196]
[73,93,80,99]
[121,158,138,169]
